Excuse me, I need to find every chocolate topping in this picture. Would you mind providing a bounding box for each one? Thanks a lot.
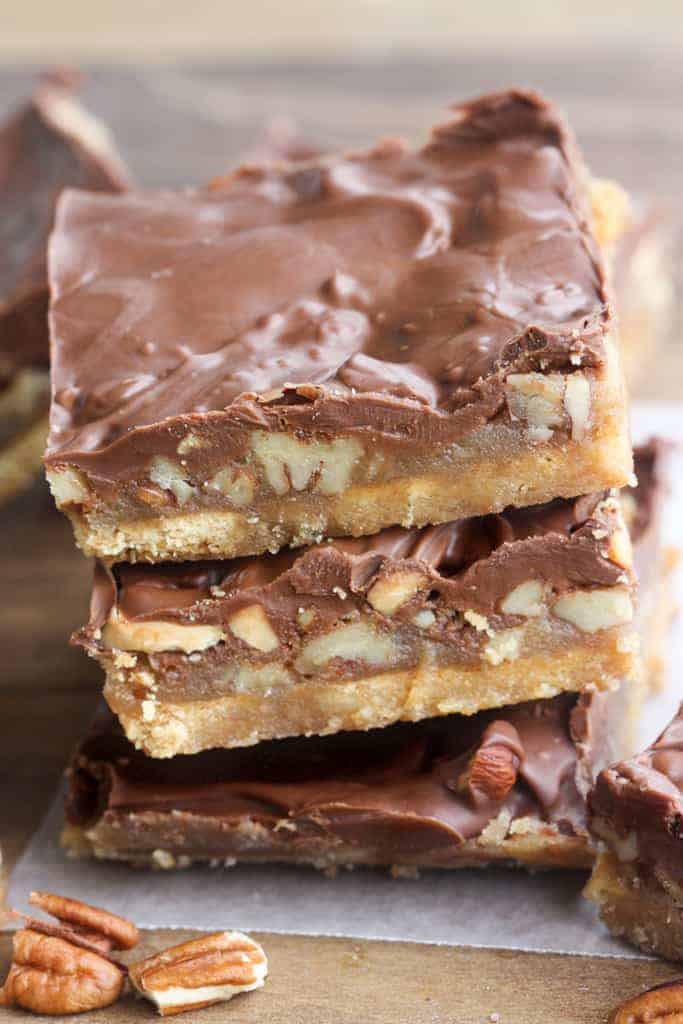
[0,80,129,387]
[81,488,625,646]
[46,89,609,479]
[590,705,683,884]
[67,693,610,864]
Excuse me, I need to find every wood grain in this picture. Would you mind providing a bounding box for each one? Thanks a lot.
[0,929,680,1024]
[0,60,681,1022]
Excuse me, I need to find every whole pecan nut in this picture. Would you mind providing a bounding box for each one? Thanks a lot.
[1,929,125,1015]
[1,890,138,1016]
[129,930,268,1016]
[609,979,683,1023]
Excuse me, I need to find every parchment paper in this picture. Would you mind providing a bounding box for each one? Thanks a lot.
[8,401,683,955]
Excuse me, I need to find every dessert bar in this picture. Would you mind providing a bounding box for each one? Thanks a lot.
[63,691,619,872]
[45,89,633,563]
[592,182,676,392]
[78,486,637,757]
[586,704,683,960]
[0,78,128,505]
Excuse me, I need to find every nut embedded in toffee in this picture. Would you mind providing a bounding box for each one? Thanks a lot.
[45,88,633,563]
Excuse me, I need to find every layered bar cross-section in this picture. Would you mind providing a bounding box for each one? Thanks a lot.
[46,89,632,562]
[63,691,622,872]
[78,488,637,756]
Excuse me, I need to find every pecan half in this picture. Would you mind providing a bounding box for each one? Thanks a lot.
[29,890,139,952]
[609,979,683,1023]
[456,721,523,805]
[129,930,268,1016]
[1,929,125,1015]
[1,891,138,1015]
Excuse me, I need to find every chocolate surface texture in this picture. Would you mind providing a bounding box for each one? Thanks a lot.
[65,691,615,869]
[44,89,632,563]
[0,79,129,389]
[46,87,607,464]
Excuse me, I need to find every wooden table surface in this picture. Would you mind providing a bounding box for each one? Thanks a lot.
[0,59,682,1021]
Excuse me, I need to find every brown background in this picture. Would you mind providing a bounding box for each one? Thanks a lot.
[1,8,683,1020]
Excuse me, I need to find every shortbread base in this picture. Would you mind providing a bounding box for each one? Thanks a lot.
[103,638,633,757]
[49,342,632,563]
[585,851,683,961]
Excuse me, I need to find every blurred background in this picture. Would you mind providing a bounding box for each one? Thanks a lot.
[2,1,683,210]
[3,1,683,60]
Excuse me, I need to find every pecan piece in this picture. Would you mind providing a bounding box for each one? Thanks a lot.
[1,891,138,1015]
[29,890,139,952]
[1,929,125,1015]
[609,979,683,1023]
[455,721,523,805]
[129,931,268,1016]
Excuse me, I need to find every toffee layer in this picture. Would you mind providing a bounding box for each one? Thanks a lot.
[0,78,129,390]
[78,487,637,756]
[587,703,683,960]
[45,88,632,562]
[63,691,620,871]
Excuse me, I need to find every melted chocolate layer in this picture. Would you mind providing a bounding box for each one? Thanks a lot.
[67,692,613,864]
[46,89,610,478]
[590,705,683,885]
[0,80,128,387]
[81,489,626,646]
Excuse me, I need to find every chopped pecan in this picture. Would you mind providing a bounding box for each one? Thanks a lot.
[129,930,268,1016]
[1,891,138,1014]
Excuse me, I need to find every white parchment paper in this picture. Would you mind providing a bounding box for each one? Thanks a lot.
[8,401,683,955]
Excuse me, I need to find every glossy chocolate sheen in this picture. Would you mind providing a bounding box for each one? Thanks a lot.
[67,692,611,860]
[590,705,683,884]
[0,81,129,387]
[46,89,609,475]
[82,489,625,641]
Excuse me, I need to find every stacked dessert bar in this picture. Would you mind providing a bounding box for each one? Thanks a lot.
[0,76,128,506]
[48,89,648,872]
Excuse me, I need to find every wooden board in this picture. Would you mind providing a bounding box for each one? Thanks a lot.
[0,929,681,1024]
[0,60,682,1021]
